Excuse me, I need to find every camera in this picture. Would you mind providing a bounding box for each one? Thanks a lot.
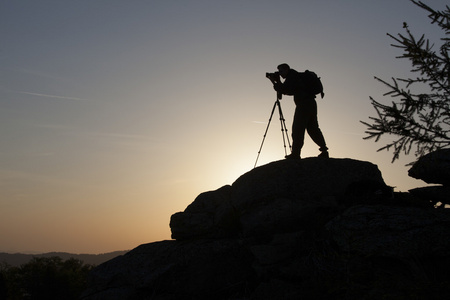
[265,72,280,82]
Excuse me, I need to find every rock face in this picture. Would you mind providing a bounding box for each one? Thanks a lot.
[82,158,450,300]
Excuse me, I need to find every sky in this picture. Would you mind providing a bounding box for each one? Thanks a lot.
[0,0,446,254]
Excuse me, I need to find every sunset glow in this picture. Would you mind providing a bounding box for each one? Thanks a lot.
[0,0,444,254]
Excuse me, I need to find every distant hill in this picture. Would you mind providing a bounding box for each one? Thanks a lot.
[0,250,129,267]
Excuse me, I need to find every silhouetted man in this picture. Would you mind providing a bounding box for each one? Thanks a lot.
[273,63,328,159]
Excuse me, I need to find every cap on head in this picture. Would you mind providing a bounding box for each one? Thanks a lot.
[277,63,290,71]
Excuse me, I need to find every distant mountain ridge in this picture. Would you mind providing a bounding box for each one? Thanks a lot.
[0,250,129,267]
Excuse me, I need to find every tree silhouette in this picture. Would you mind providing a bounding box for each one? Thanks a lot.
[361,0,450,162]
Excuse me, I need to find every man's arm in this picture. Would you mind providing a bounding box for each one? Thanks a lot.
[274,75,298,96]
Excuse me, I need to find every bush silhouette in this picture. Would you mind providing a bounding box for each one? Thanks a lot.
[0,256,94,300]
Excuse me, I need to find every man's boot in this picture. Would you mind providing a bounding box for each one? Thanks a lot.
[318,147,329,158]
[285,153,301,160]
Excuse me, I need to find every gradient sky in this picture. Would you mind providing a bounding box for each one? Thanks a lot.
[1,0,446,254]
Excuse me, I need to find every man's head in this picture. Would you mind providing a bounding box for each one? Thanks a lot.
[277,63,290,79]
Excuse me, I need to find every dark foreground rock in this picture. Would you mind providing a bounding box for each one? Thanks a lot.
[409,185,450,207]
[81,239,254,300]
[82,158,450,300]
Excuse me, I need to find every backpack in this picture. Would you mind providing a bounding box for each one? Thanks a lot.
[304,70,324,98]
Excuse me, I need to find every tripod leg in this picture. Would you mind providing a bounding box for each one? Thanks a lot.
[279,103,291,151]
[276,100,292,156]
[254,101,278,168]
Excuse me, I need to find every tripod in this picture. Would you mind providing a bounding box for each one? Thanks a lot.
[254,92,292,168]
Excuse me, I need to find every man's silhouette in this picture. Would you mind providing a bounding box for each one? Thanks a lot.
[273,63,329,159]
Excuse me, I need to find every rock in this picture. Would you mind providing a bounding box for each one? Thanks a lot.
[239,196,338,238]
[81,239,255,300]
[170,185,239,240]
[326,205,450,257]
[170,158,388,240]
[249,232,304,266]
[251,279,303,300]
[407,150,450,206]
[408,149,450,185]
[409,185,450,207]
[230,158,386,210]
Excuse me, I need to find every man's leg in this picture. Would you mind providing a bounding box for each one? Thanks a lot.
[306,100,328,157]
[287,105,308,159]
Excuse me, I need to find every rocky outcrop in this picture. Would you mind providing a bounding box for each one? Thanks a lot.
[408,149,450,207]
[170,158,391,240]
[82,157,450,300]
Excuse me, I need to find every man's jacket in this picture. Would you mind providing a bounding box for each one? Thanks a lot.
[274,69,313,105]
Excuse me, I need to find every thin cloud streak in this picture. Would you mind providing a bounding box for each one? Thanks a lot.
[16,91,88,102]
